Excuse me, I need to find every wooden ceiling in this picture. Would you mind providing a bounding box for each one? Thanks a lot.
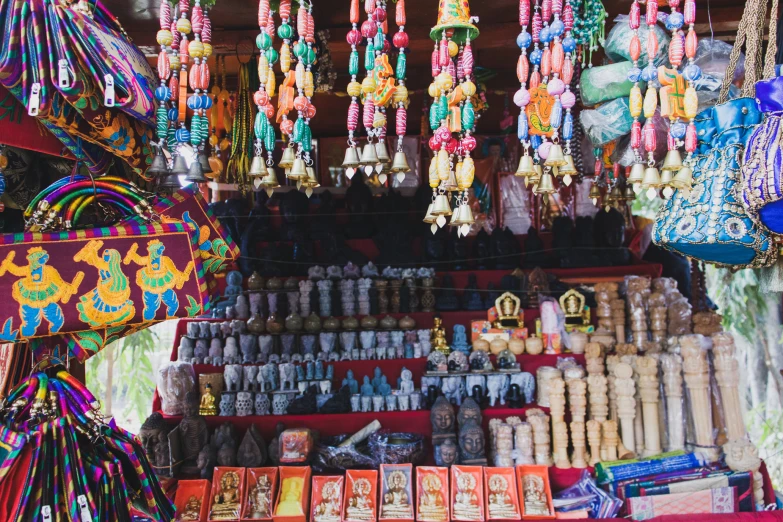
[105,0,748,136]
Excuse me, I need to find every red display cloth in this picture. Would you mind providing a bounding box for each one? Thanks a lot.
[0,86,73,158]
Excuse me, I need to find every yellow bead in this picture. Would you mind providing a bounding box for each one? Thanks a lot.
[304,72,314,97]
[461,81,476,97]
[392,85,409,104]
[436,72,453,92]
[209,134,218,146]
[347,81,362,97]
[448,41,459,57]
[437,149,450,181]
[281,43,291,73]
[175,18,191,35]
[156,29,173,47]
[169,54,181,70]
[202,43,213,58]
[189,40,204,59]
[362,76,376,93]
[455,161,464,186]
[630,86,643,118]
[462,157,475,186]
[295,62,306,90]
[266,73,276,97]
[428,82,441,98]
[684,87,698,119]
[643,87,657,119]
[429,156,439,188]
[372,110,387,128]
[258,56,269,83]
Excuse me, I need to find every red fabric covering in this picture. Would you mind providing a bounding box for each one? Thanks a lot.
[0,86,73,158]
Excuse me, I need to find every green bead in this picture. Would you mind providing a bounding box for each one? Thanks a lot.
[301,125,312,152]
[438,95,448,121]
[256,32,272,51]
[429,103,439,130]
[462,101,475,131]
[265,48,279,65]
[156,107,168,139]
[349,51,360,76]
[190,115,201,144]
[265,122,276,152]
[301,48,316,66]
[395,53,406,80]
[201,116,209,140]
[293,117,305,142]
[277,22,293,40]
[167,126,177,150]
[293,41,307,58]
[254,112,266,140]
[365,43,375,71]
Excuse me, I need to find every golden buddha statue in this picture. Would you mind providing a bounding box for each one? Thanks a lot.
[452,472,481,521]
[431,317,450,356]
[381,470,412,519]
[247,474,273,519]
[314,481,343,522]
[178,495,201,521]
[417,474,447,522]
[199,383,217,416]
[487,476,518,519]
[558,289,589,327]
[345,478,374,521]
[276,477,305,516]
[521,475,550,517]
[493,292,522,328]
[210,471,241,520]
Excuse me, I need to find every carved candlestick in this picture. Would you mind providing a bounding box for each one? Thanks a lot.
[712,333,746,442]
[612,299,626,342]
[552,421,571,469]
[661,354,685,451]
[586,420,602,466]
[587,374,609,422]
[636,356,662,457]
[514,422,535,465]
[681,335,719,462]
[601,420,619,462]
[570,421,587,468]
[606,355,620,422]
[624,355,645,456]
[527,410,552,466]
[548,378,567,425]
[567,379,587,423]
[584,343,605,376]
[614,362,637,456]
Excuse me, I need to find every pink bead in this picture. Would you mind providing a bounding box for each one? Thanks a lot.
[646,30,658,60]
[667,134,676,150]
[350,0,360,24]
[439,39,449,67]
[684,0,696,24]
[361,20,377,38]
[363,99,375,129]
[551,41,564,74]
[378,124,387,139]
[532,12,542,41]
[266,14,275,36]
[191,6,203,33]
[542,0,551,22]
[646,1,657,26]
[631,121,642,148]
[435,124,451,141]
[685,122,697,152]
[643,121,657,152]
[629,1,640,29]
[429,136,441,151]
[669,32,684,66]
[552,0,563,15]
[517,54,529,83]
[541,48,551,77]
[396,107,407,136]
[365,0,375,16]
[445,138,458,154]
[630,34,641,61]
[374,7,386,22]
[514,87,531,107]
[462,44,474,75]
[169,75,178,95]
[202,15,212,43]
[562,58,573,84]
[561,90,576,108]
[538,141,551,160]
[347,28,361,45]
[447,60,456,81]
[306,10,315,42]
[393,31,409,49]
[279,0,291,19]
[432,49,440,77]
[160,0,171,30]
[530,71,541,90]
[462,135,477,152]
[520,0,530,27]
[179,0,189,14]
[457,49,465,79]
[297,7,308,37]
[563,2,574,30]
[347,101,359,131]
[171,21,180,49]
[382,38,391,53]
[396,0,406,26]
[158,52,170,80]
[685,29,698,59]
[547,78,565,96]
[669,0,681,7]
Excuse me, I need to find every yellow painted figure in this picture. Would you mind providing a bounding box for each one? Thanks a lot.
[74,240,135,327]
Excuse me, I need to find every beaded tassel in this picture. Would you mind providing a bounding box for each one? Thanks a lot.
[392,0,410,181]
[173,0,192,168]
[627,0,644,191]
[154,0,173,162]
[344,0,362,177]
[515,0,533,185]
[253,0,278,187]
[185,0,213,180]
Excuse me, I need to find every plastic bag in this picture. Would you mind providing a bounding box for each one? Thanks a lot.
[611,110,669,167]
[157,361,196,416]
[580,61,641,106]
[605,15,670,66]
[500,174,532,234]
[553,470,623,518]
[580,98,634,146]
[694,39,744,84]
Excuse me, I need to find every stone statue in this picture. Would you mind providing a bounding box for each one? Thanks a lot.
[361,376,374,397]
[139,412,172,477]
[431,396,457,448]
[178,391,209,475]
[197,444,217,480]
[399,369,414,395]
[279,363,296,391]
[459,420,488,465]
[451,325,469,354]
[224,365,242,392]
[510,372,536,404]
[435,438,459,467]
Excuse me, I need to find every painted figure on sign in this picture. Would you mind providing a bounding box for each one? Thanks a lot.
[74,240,135,327]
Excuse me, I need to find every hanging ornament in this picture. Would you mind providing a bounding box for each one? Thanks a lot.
[391,0,411,182]
[342,0,363,178]
[151,0,174,181]
[253,0,278,190]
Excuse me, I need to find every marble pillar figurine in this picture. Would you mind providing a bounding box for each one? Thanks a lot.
[418,329,432,357]
[570,421,587,468]
[584,343,605,376]
[494,424,515,467]
[340,279,356,316]
[601,420,619,462]
[681,335,719,462]
[636,356,662,457]
[567,379,587,423]
[587,374,609,423]
[287,289,300,316]
[376,279,389,314]
[661,354,685,451]
[357,278,372,316]
[614,363,637,456]
[299,280,313,316]
[712,332,746,442]
[548,378,567,431]
[606,355,620,422]
[586,420,602,466]
[317,280,332,317]
[627,356,645,457]
[514,422,535,465]
[527,410,553,466]
[552,421,571,469]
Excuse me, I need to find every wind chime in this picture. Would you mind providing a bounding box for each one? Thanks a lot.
[626,0,696,199]
[421,0,480,236]
[150,0,215,189]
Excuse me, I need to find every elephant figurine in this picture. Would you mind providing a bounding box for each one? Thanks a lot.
[510,372,535,404]
[441,376,465,406]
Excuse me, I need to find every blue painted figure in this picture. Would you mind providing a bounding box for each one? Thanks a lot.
[214,270,243,315]
[306,361,315,380]
[452,324,469,354]
[296,365,306,382]
[342,370,359,394]
[315,360,325,380]
[326,364,334,381]
[371,367,383,393]
[378,376,392,396]
[361,376,374,397]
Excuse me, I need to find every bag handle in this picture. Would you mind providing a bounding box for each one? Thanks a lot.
[763,0,780,79]
[719,0,772,103]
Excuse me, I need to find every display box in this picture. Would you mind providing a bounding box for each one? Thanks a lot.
[209,467,246,522]
[272,466,312,522]
[483,468,520,521]
[310,475,344,522]
[416,467,450,522]
[515,465,555,520]
[379,464,415,522]
[343,469,379,522]
[174,479,211,522]
[451,465,485,522]
[471,320,529,343]
[242,467,279,520]
[279,429,314,465]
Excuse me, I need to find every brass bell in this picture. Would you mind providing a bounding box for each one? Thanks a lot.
[305,166,320,188]
[460,204,475,224]
[261,167,280,188]
[544,143,567,167]
[198,153,213,174]
[186,158,208,183]
[159,173,182,191]
[431,193,452,216]
[628,162,645,184]
[559,154,577,176]
[659,168,673,187]
[515,154,535,177]
[609,185,623,201]
[289,158,307,180]
[170,154,189,175]
[342,146,360,169]
[360,143,379,166]
[449,205,465,226]
[641,166,661,188]
[624,185,636,200]
[588,183,602,203]
[661,149,683,172]
[249,155,266,177]
[390,150,410,173]
[148,150,169,177]
[443,169,458,192]
[670,165,693,191]
[279,146,296,169]
[375,142,391,164]
[423,203,437,224]
[535,172,556,194]
[528,164,542,185]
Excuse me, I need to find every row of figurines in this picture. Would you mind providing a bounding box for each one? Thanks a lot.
[421,373,536,409]
[242,264,437,288]
[178,329,436,366]
[425,350,520,376]
[187,315,422,338]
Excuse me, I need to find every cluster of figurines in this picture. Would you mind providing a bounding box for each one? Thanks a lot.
[345,367,422,414]
[430,397,487,468]
[421,367,536,411]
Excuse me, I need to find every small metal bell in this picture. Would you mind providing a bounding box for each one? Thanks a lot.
[624,185,636,201]
[535,172,556,194]
[588,183,602,202]
[148,151,169,177]
[249,155,266,177]
[528,164,543,186]
[628,162,645,184]
[515,154,536,177]
[279,147,296,169]
[289,158,307,180]
[449,205,465,226]
[659,169,674,187]
[544,143,567,167]
[342,146,360,169]
[661,149,683,172]
[391,151,410,173]
[305,166,320,188]
[360,143,379,166]
[186,158,208,183]
[559,154,577,176]
[460,204,475,224]
[198,153,212,174]
[670,165,693,191]
[442,169,458,192]
[170,154,189,175]
[609,185,623,201]
[261,167,280,189]
[431,193,451,215]
[423,203,437,224]
[376,142,391,164]
[159,173,181,191]
[641,166,662,188]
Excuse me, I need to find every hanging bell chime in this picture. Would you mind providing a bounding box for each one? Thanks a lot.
[279,147,296,169]
[559,154,577,176]
[391,151,410,173]
[670,165,693,191]
[588,183,602,204]
[624,185,636,201]
[535,171,556,194]
[544,143,567,167]
[305,167,320,188]
[249,155,266,177]
[289,158,307,180]
[260,167,280,189]
[376,142,391,164]
[342,146,360,169]
[661,149,683,172]
[628,162,645,191]
[431,193,451,216]
[442,169,458,192]
[186,158,208,183]
[515,154,535,177]
[423,203,437,224]
[198,153,213,174]
[449,205,465,226]
[170,154,189,175]
[609,185,623,202]
[159,173,182,191]
[460,204,474,225]
[641,166,662,200]
[148,150,169,177]
[360,143,379,166]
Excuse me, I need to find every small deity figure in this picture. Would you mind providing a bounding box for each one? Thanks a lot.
[343,370,359,395]
[431,396,457,447]
[210,471,242,520]
[382,470,413,519]
[399,369,415,395]
[276,477,305,516]
[178,495,202,521]
[431,317,450,355]
[521,474,550,516]
[346,478,375,521]
[417,474,447,522]
[248,474,273,519]
[453,472,482,521]
[200,383,217,416]
[361,376,374,397]
[488,475,518,519]
[314,480,343,522]
[435,438,459,468]
[451,325,469,354]
[458,420,488,466]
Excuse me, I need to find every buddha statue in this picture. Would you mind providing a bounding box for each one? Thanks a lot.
[458,420,488,466]
[210,471,242,520]
[247,474,273,519]
[381,470,413,519]
[199,383,217,416]
[313,480,342,522]
[430,396,457,448]
[452,471,482,521]
[488,475,518,519]
[178,391,209,475]
[521,474,550,516]
[457,398,483,428]
[276,477,305,516]
[435,438,458,468]
[139,412,171,476]
[431,317,450,356]
[526,267,550,308]
[417,473,447,521]
[178,495,202,521]
[346,478,375,521]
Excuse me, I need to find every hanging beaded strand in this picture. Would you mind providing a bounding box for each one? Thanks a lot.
[173,0,192,174]
[343,0,363,177]
[627,0,645,192]
[559,0,577,184]
[372,0,391,182]
[390,0,411,181]
[251,0,277,187]
[640,0,662,200]
[299,2,319,194]
[542,0,569,189]
[513,0,534,186]
[359,0,379,176]
[185,0,213,181]
[659,0,685,198]
[676,0,698,194]
[152,0,173,177]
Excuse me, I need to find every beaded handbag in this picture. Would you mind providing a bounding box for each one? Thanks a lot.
[652,0,778,269]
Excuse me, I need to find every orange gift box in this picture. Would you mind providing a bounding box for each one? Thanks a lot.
[483,468,520,521]
[379,464,415,522]
[415,466,450,522]
[343,469,379,522]
[174,479,212,522]
[516,465,555,520]
[310,475,345,522]
[451,466,485,522]
[273,466,312,522]
[471,320,528,343]
[242,467,279,521]
[279,429,314,465]
[209,467,246,522]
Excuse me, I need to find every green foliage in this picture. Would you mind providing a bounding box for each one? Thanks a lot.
[705,267,767,342]
[748,404,783,491]
[185,295,202,316]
